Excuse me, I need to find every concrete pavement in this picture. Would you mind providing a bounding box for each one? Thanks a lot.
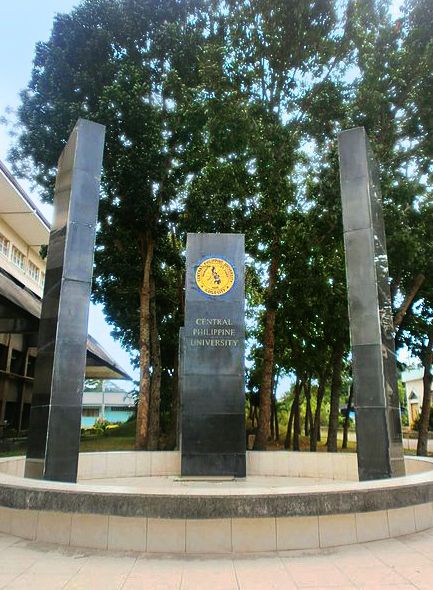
[2,527,433,589]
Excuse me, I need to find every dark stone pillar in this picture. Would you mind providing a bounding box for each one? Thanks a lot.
[181,233,246,477]
[338,127,405,481]
[25,119,105,483]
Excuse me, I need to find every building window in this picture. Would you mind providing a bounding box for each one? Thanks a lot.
[26,355,36,378]
[0,344,8,371]
[108,406,133,412]
[10,349,25,375]
[82,408,99,417]
[0,233,10,258]
[27,260,40,282]
[40,272,46,287]
[11,246,25,271]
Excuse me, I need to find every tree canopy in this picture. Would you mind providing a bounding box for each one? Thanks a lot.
[9,0,433,452]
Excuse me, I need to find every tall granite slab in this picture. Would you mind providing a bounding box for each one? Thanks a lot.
[25,119,105,483]
[181,233,246,477]
[338,127,405,481]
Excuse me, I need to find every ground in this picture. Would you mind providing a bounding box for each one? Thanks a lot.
[1,528,433,589]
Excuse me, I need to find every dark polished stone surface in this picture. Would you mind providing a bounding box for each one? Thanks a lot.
[338,127,405,481]
[181,233,246,477]
[25,119,105,483]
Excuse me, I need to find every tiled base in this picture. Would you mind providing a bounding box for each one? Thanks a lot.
[1,453,433,554]
[0,503,432,553]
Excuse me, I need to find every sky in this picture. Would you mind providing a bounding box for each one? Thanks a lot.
[0,0,138,386]
[0,0,407,395]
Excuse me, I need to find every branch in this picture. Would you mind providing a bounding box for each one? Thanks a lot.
[393,273,425,333]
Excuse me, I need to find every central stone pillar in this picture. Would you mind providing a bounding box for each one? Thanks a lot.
[181,233,246,477]
[338,127,405,481]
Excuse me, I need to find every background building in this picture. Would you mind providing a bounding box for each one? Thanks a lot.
[82,380,135,428]
[401,368,432,427]
[0,160,130,432]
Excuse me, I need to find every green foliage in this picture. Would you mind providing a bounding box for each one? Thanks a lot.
[8,0,433,446]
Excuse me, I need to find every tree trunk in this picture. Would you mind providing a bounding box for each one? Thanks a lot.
[273,369,280,441]
[274,394,279,441]
[270,374,275,440]
[284,389,297,449]
[147,276,161,450]
[342,383,354,450]
[417,329,433,456]
[135,235,154,449]
[310,371,327,451]
[167,264,184,450]
[293,380,301,451]
[304,377,313,437]
[327,341,345,453]
[254,255,278,450]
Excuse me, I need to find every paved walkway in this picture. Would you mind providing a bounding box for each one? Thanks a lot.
[2,528,433,589]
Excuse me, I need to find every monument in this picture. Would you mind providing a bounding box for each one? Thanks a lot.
[25,118,105,483]
[180,233,246,477]
[338,127,405,481]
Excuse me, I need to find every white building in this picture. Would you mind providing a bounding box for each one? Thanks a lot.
[401,368,432,427]
[82,380,135,428]
[0,160,130,432]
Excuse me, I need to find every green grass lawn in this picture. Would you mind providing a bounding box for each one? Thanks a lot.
[0,418,428,458]
[79,435,135,452]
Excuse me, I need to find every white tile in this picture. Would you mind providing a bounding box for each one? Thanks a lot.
[105,452,136,478]
[276,515,319,550]
[90,453,107,478]
[235,556,297,589]
[108,515,147,552]
[10,509,38,540]
[355,510,389,543]
[181,558,239,590]
[319,514,357,548]
[186,519,231,553]
[77,453,92,479]
[15,459,25,478]
[6,461,19,476]
[272,452,290,476]
[128,558,184,588]
[36,511,71,545]
[257,452,274,475]
[6,572,75,590]
[414,503,433,531]
[246,451,256,475]
[70,513,109,549]
[150,451,180,476]
[232,518,276,552]
[135,452,151,476]
[332,454,350,480]
[0,506,13,533]
[345,454,359,481]
[317,453,334,479]
[147,518,185,553]
[388,506,416,537]
[299,452,318,477]
[287,452,302,477]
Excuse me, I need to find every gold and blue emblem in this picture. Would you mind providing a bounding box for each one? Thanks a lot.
[195,257,236,296]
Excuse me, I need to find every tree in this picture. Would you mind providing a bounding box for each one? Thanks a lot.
[10,0,208,448]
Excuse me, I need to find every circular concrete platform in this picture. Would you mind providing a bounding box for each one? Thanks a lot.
[1,451,433,554]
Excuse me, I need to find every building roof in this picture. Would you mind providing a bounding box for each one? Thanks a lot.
[0,269,130,380]
[0,161,50,252]
[0,160,131,380]
[401,368,425,383]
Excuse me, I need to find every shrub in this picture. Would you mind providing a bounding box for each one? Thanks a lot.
[412,407,433,432]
